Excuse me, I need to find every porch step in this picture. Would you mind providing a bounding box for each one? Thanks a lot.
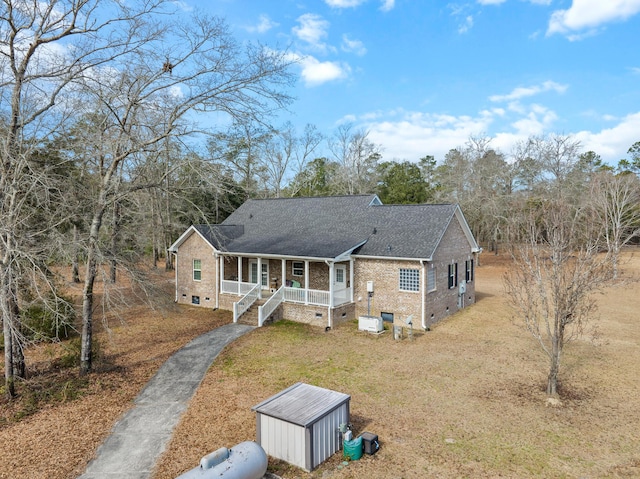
[237,298,266,326]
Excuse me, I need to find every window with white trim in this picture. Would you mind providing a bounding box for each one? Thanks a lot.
[465,259,474,282]
[399,268,420,292]
[292,261,304,276]
[427,267,436,292]
[448,263,458,289]
[193,259,202,281]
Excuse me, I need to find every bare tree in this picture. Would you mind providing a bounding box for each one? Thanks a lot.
[1,0,145,396]
[0,0,294,382]
[588,171,640,279]
[329,124,381,195]
[261,122,323,197]
[72,13,293,374]
[504,200,612,396]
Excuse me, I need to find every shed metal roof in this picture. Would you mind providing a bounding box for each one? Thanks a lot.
[252,382,350,428]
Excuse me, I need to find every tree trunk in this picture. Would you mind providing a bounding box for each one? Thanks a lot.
[10,292,25,380]
[109,201,120,284]
[547,341,561,396]
[80,205,106,375]
[72,224,80,283]
[80,253,96,376]
[2,291,16,398]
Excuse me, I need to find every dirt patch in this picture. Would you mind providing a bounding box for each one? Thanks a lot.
[2,253,640,479]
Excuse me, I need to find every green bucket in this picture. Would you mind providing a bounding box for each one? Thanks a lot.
[343,436,363,461]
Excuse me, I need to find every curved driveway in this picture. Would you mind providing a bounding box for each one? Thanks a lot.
[78,322,255,479]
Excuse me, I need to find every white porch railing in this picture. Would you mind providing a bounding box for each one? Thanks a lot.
[223,280,257,295]
[283,287,351,307]
[233,283,260,323]
[223,279,351,309]
[258,286,284,327]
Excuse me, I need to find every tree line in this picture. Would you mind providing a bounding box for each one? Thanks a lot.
[2,0,640,399]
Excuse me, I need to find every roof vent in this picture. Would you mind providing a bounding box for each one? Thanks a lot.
[372,227,377,235]
[387,245,392,252]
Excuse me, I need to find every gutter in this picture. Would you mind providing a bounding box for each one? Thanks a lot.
[352,254,432,262]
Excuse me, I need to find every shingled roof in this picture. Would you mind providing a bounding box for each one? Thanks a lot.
[172,195,478,260]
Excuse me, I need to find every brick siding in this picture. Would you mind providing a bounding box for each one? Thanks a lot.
[173,219,476,330]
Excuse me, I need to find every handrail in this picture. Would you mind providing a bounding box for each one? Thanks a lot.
[233,283,260,322]
[258,286,284,327]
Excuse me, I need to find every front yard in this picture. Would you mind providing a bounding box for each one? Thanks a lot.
[1,253,639,479]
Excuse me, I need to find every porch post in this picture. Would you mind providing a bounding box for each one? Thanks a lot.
[238,256,243,289]
[214,253,219,309]
[304,260,310,305]
[349,258,354,303]
[328,261,335,328]
[257,257,262,299]
[281,259,286,291]
[220,255,225,294]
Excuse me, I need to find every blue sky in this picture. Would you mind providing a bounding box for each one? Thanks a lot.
[184,0,640,165]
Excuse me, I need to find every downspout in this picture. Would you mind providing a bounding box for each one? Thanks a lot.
[173,252,178,302]
[420,260,427,330]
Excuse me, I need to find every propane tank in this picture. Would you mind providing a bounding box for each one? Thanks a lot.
[175,441,268,479]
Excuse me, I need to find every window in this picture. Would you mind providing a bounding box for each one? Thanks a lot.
[336,267,344,283]
[191,295,200,305]
[292,261,304,276]
[448,263,458,289]
[381,312,394,322]
[193,259,201,281]
[399,268,420,292]
[427,267,436,292]
[465,259,474,282]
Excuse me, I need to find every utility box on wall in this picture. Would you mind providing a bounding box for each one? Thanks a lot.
[252,382,350,472]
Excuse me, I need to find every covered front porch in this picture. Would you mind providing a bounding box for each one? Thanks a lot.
[216,255,354,326]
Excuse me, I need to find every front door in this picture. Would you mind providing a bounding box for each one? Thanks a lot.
[334,264,346,291]
[249,260,269,290]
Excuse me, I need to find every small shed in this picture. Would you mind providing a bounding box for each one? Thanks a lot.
[251,382,350,471]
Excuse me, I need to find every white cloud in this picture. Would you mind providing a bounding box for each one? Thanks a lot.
[477,0,506,5]
[296,55,350,86]
[170,1,193,12]
[246,14,278,34]
[458,15,474,33]
[354,104,638,164]
[325,0,367,8]
[574,112,640,162]
[489,80,568,102]
[292,13,330,50]
[364,109,495,161]
[380,0,395,12]
[547,0,640,37]
[341,35,367,55]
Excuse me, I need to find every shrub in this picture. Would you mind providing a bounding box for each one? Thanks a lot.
[21,295,76,342]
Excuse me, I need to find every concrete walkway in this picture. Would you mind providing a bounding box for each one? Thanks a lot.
[78,322,255,479]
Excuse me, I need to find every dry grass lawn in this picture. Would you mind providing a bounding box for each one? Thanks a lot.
[2,252,640,479]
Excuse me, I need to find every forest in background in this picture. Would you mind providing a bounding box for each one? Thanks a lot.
[2,0,640,398]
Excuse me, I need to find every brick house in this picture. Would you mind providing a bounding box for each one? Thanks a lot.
[168,195,481,329]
